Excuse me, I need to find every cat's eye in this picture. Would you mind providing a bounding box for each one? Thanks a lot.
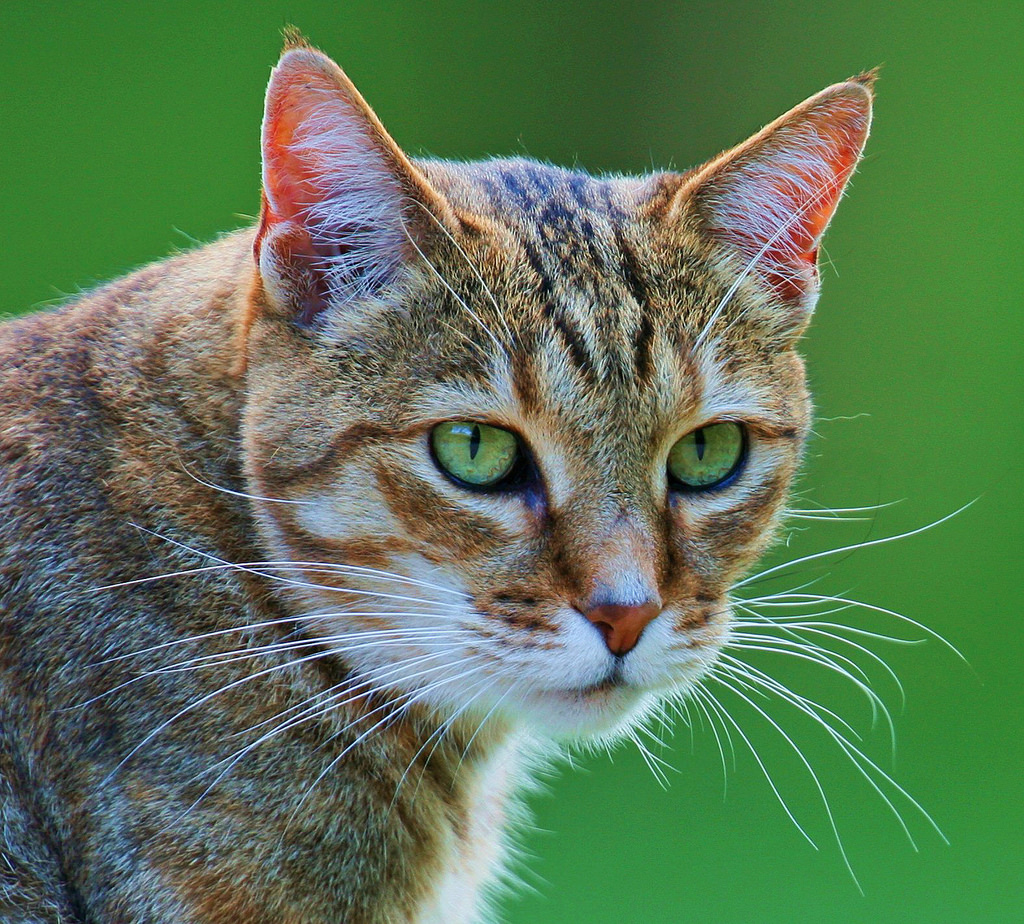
[667,421,745,490]
[431,421,520,488]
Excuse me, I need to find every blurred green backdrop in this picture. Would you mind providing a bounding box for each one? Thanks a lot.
[2,1,1020,921]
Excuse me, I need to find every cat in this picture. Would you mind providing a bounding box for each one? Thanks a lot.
[0,31,873,924]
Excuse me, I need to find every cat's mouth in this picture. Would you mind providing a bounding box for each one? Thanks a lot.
[568,665,625,699]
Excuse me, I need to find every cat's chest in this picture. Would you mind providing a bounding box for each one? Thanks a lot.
[412,735,525,924]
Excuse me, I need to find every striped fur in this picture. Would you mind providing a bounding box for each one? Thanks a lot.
[0,37,870,923]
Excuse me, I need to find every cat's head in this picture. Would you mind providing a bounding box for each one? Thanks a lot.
[242,38,872,739]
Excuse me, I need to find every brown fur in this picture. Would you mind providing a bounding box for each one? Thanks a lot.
[0,38,870,922]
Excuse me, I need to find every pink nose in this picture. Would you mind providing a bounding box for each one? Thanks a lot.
[583,601,661,656]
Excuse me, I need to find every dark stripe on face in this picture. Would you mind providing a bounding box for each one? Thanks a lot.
[256,421,399,488]
[519,237,554,299]
[511,339,541,412]
[697,479,786,554]
[611,223,649,308]
[633,311,655,383]
[546,305,595,381]
[375,463,509,560]
[514,228,596,380]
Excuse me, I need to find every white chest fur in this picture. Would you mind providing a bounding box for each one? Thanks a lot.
[412,735,525,924]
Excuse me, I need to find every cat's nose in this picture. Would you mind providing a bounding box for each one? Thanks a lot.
[582,600,661,656]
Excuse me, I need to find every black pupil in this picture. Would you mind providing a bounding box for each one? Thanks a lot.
[469,424,481,460]
[694,428,706,461]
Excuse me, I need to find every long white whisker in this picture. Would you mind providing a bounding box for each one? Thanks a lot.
[734,619,910,714]
[284,658,491,833]
[401,219,509,358]
[691,683,818,850]
[725,628,892,735]
[742,592,967,662]
[93,619,462,669]
[686,688,731,797]
[709,669,861,890]
[172,654,460,824]
[123,526,471,612]
[98,644,369,785]
[407,198,514,344]
[91,558,468,600]
[715,657,947,850]
[138,632,463,679]
[734,501,976,591]
[718,652,865,744]
[175,459,314,506]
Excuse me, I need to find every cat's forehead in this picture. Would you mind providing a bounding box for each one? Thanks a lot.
[421,157,633,230]
[418,157,728,348]
[410,159,762,436]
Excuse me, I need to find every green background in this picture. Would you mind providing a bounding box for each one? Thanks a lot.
[2,1,1020,921]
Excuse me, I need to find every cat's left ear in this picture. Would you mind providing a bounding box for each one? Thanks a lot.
[254,38,454,327]
[669,74,874,321]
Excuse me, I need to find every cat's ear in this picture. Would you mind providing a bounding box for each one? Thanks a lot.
[674,74,874,315]
[255,40,451,326]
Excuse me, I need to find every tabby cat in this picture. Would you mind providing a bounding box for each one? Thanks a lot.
[0,33,873,923]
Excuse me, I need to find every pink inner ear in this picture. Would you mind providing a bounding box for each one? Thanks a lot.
[256,65,350,277]
[254,50,415,322]
[262,66,367,228]
[700,88,871,304]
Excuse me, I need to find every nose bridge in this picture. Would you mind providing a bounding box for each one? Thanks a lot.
[579,515,663,657]
[578,502,661,610]
[553,484,664,657]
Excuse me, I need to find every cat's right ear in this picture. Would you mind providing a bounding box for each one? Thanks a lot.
[254,42,452,327]
[653,75,874,334]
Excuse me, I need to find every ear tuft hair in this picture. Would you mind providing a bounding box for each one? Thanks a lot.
[849,66,881,91]
[281,25,313,53]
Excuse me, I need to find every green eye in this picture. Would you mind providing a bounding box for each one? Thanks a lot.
[431,421,519,487]
[668,421,745,490]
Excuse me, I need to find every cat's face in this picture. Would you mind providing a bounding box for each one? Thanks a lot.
[242,42,869,739]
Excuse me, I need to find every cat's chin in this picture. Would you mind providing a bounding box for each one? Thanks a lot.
[512,682,663,742]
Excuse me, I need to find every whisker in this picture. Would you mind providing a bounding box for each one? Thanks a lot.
[727,620,890,721]
[400,216,510,359]
[733,618,911,711]
[626,727,673,789]
[741,591,967,663]
[708,668,860,890]
[401,674,498,808]
[95,621,463,669]
[122,527,471,612]
[690,683,818,850]
[450,678,519,789]
[169,654,462,827]
[98,644,370,786]
[734,501,976,591]
[407,197,515,345]
[176,458,314,506]
[718,652,866,744]
[283,657,491,833]
[195,653,455,784]
[715,657,947,851]
[136,632,463,680]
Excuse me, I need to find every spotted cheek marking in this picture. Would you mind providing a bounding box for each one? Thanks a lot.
[669,597,723,635]
[475,589,561,646]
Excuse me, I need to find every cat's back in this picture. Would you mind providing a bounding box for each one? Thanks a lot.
[0,231,255,601]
